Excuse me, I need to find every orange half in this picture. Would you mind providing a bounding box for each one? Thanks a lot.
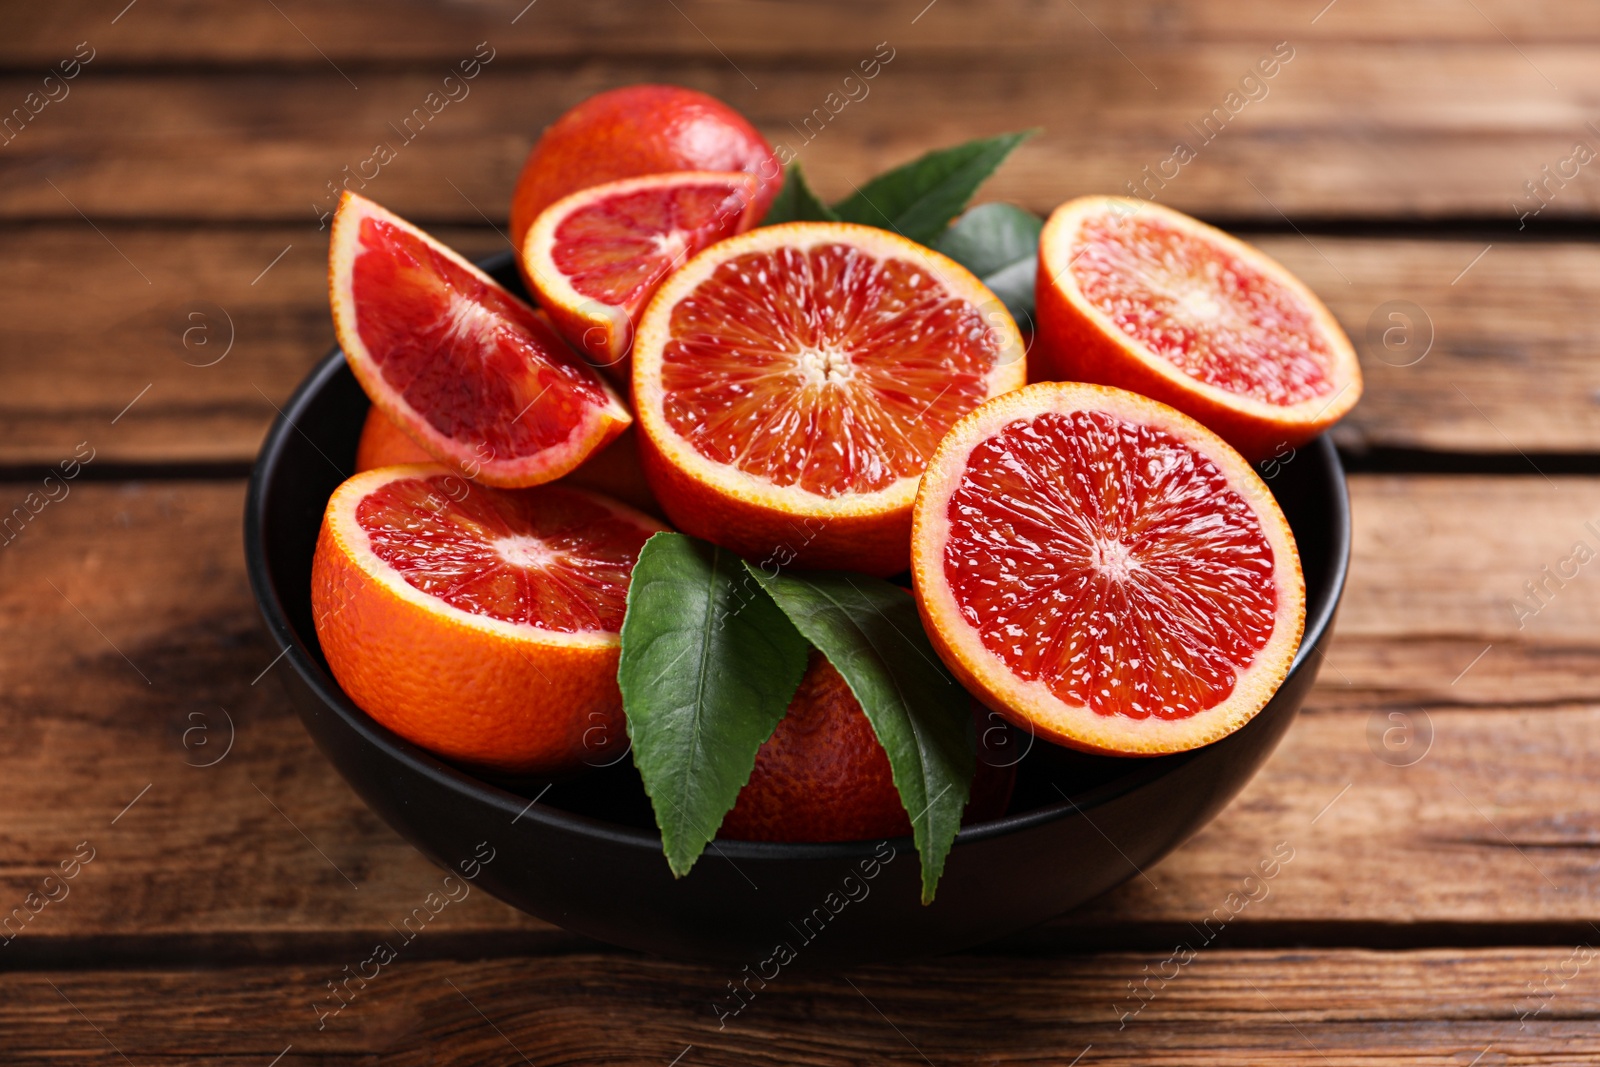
[521,171,760,381]
[1035,196,1361,460]
[632,221,1027,576]
[312,465,667,774]
[912,382,1305,756]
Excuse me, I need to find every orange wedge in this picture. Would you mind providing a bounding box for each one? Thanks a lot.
[330,192,630,488]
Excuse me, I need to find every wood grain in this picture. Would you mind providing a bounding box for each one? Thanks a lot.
[0,226,1592,468]
[8,0,1600,67]
[0,1,1588,1060]
[0,225,505,468]
[1275,238,1600,456]
[2,49,1599,226]
[0,475,1596,962]
[0,949,1593,1064]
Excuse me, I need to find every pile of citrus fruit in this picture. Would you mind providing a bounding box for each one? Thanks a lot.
[309,85,1361,890]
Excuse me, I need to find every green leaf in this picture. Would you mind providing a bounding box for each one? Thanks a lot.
[744,565,974,904]
[830,130,1037,245]
[619,533,810,877]
[760,161,841,225]
[933,202,1043,278]
[933,202,1043,325]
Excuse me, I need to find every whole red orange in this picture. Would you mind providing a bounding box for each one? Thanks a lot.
[719,652,1015,843]
[508,85,779,253]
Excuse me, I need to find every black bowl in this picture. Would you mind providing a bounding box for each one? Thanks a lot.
[244,252,1349,967]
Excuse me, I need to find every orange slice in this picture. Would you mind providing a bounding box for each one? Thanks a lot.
[1035,196,1361,460]
[311,465,667,774]
[911,382,1305,756]
[330,191,630,488]
[632,221,1027,576]
[520,171,760,381]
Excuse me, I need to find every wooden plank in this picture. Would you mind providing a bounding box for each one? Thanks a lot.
[9,0,1600,68]
[0,225,506,468]
[0,949,1593,1063]
[2,50,1599,225]
[1272,238,1600,457]
[0,226,1594,468]
[0,475,1598,959]
[0,476,557,955]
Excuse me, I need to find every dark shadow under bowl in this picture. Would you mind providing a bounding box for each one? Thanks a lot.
[243,252,1350,968]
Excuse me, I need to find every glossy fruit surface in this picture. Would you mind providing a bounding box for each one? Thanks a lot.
[330,192,630,487]
[522,171,760,381]
[354,406,433,470]
[633,221,1026,576]
[720,652,1015,842]
[508,85,778,255]
[1034,196,1361,460]
[912,382,1305,756]
[311,465,665,774]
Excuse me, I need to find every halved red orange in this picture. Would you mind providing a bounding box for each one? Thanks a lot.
[1034,196,1361,460]
[911,382,1305,756]
[311,465,666,774]
[520,171,760,380]
[330,192,630,488]
[632,221,1027,576]
[508,85,779,253]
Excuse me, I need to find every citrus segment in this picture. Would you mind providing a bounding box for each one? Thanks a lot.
[633,221,1026,576]
[330,192,630,488]
[311,465,667,774]
[912,383,1305,756]
[522,172,760,378]
[1035,196,1360,460]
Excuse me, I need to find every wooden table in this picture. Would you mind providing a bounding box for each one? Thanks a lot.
[4,1,1597,1061]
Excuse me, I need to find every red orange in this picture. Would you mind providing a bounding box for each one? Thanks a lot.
[912,383,1305,756]
[508,85,779,257]
[521,171,760,381]
[632,221,1026,576]
[720,652,1015,842]
[1034,196,1361,460]
[330,192,630,488]
[312,466,666,774]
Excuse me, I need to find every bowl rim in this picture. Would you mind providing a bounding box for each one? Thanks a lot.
[244,321,1351,866]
